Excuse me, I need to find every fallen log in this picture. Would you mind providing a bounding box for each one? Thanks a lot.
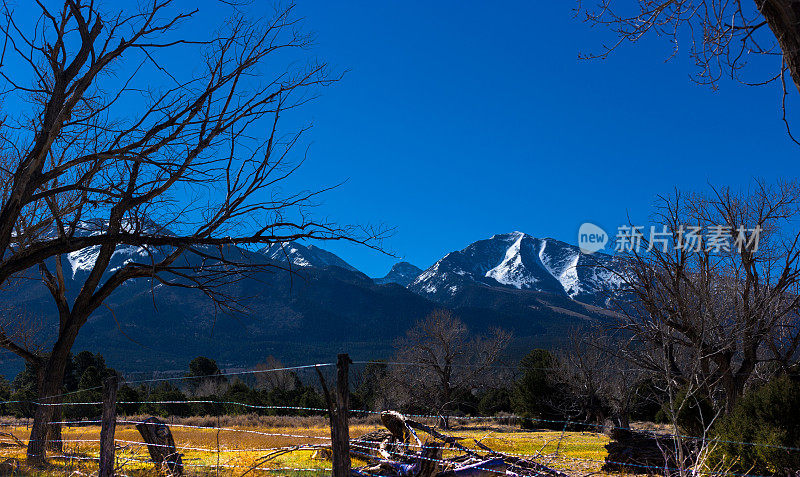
[437,458,507,477]
[417,441,443,477]
[381,411,411,443]
[353,428,405,460]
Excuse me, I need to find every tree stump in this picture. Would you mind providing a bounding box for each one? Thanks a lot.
[135,417,183,476]
[417,441,442,477]
[380,411,410,443]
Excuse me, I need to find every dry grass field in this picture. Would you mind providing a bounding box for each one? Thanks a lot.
[0,415,617,476]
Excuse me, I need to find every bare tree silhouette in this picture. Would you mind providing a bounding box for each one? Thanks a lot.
[0,0,386,464]
[608,181,800,415]
[578,1,800,140]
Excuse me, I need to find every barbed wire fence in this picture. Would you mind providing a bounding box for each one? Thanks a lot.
[0,355,792,477]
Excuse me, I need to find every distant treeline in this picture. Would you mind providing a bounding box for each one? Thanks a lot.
[0,353,329,419]
[2,347,799,475]
[0,350,660,424]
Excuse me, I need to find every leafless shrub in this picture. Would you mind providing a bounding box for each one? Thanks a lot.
[386,310,511,424]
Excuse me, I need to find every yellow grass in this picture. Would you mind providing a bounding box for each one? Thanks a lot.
[0,416,616,476]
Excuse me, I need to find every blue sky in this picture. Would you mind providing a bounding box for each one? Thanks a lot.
[7,1,799,277]
[286,1,798,276]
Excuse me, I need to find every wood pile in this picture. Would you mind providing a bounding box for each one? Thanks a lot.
[351,411,570,477]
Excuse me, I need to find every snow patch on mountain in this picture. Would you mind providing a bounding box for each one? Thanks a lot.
[54,218,175,277]
[409,232,624,307]
[260,241,357,272]
[538,239,583,297]
[67,246,101,277]
[67,243,161,277]
[485,232,540,288]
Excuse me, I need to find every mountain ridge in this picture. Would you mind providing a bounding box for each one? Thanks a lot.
[260,241,358,272]
[373,261,423,286]
[409,231,622,307]
[0,229,625,376]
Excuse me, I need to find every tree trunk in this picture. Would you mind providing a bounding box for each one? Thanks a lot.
[721,369,752,414]
[27,376,61,464]
[27,346,71,465]
[46,410,63,453]
[757,0,800,94]
[607,413,632,441]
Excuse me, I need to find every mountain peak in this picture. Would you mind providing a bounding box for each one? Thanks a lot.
[373,261,423,287]
[409,231,622,307]
[490,231,526,241]
[260,241,358,272]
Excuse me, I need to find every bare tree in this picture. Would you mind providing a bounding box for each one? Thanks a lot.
[578,0,800,137]
[563,328,726,476]
[555,327,644,433]
[608,180,800,416]
[0,0,385,464]
[253,356,296,392]
[388,310,511,425]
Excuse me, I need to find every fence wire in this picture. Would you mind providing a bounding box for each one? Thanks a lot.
[0,360,794,477]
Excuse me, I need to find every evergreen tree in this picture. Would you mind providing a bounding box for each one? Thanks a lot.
[513,349,558,422]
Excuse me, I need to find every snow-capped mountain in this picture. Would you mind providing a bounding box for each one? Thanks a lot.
[0,227,628,375]
[409,231,624,307]
[260,241,358,272]
[373,261,423,286]
[42,218,175,280]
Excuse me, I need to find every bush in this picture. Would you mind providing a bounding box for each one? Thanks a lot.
[512,349,566,429]
[296,387,326,416]
[0,376,10,416]
[141,383,189,417]
[353,362,388,411]
[655,387,715,436]
[629,377,668,422]
[519,417,537,430]
[711,375,800,475]
[117,385,141,415]
[191,395,224,416]
[223,381,260,415]
[478,388,512,416]
[186,356,227,394]
[9,362,38,418]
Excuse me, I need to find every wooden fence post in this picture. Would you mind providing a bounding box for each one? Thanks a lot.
[135,417,184,475]
[99,375,118,477]
[333,353,352,477]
